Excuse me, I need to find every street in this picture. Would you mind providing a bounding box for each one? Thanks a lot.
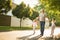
[0,27,60,40]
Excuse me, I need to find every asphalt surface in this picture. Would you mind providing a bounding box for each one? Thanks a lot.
[0,27,60,40]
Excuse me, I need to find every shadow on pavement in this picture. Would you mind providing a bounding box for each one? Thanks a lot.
[28,35,41,40]
[16,34,60,40]
[44,36,60,40]
[41,34,60,40]
[16,34,35,40]
[17,34,42,40]
[44,37,55,40]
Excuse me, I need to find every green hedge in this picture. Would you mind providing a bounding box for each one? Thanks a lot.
[0,26,40,31]
[56,22,60,26]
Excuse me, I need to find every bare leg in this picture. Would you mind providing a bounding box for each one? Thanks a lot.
[51,26,55,37]
[33,26,35,34]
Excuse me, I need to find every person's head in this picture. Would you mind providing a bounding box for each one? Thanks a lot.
[40,8,45,13]
[52,18,55,21]
[33,19,37,22]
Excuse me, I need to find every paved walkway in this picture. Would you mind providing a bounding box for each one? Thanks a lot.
[0,27,60,40]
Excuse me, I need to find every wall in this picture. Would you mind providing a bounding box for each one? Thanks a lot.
[21,18,32,27]
[0,15,11,26]
[11,16,20,27]
[0,15,32,27]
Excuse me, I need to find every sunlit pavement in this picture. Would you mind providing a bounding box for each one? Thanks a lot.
[0,27,60,40]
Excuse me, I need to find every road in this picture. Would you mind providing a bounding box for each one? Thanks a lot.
[0,27,60,40]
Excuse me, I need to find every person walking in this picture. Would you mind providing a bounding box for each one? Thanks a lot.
[39,9,46,36]
[50,18,56,37]
[32,19,37,34]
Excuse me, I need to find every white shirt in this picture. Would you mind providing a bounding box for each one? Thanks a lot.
[39,13,46,21]
[32,21,37,27]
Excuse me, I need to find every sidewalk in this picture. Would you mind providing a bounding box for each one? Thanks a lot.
[0,27,60,40]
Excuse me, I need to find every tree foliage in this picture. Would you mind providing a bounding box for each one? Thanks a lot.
[12,2,30,18]
[12,2,39,20]
[39,0,60,12]
[29,10,39,20]
[0,0,11,14]
[23,5,31,18]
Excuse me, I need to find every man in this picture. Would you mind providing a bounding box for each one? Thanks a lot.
[39,9,46,36]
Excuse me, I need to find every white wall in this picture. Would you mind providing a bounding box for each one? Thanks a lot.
[21,18,33,27]
[7,10,13,16]
[11,17,32,27]
[11,16,20,27]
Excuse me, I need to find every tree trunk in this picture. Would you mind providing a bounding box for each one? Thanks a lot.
[20,19,22,28]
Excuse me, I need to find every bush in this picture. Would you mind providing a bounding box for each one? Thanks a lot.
[56,22,60,26]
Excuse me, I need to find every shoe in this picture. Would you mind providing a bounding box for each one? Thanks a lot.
[50,35,54,39]
[40,34,43,37]
[33,32,35,35]
[50,34,54,37]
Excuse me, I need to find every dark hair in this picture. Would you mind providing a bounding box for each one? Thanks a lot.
[53,18,55,20]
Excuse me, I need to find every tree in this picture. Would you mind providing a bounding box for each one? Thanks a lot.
[34,4,44,12]
[12,2,31,27]
[29,9,39,20]
[0,0,12,14]
[23,5,31,18]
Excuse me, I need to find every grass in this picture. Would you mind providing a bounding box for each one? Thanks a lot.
[0,26,40,31]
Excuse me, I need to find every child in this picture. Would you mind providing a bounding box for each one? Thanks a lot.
[45,17,49,28]
[32,19,37,34]
[50,18,56,37]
